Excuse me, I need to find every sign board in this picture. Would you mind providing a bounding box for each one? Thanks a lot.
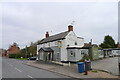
[58,41,62,48]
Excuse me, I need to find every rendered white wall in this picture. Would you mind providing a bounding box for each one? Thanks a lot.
[60,39,68,61]
[65,31,84,48]
[37,31,84,61]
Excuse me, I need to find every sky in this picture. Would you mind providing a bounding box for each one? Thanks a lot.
[1,1,118,49]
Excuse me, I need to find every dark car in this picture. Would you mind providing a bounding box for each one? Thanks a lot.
[27,56,37,60]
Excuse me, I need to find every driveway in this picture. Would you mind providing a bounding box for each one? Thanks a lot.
[92,57,119,75]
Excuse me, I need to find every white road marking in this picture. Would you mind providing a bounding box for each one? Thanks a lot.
[14,67,22,72]
[27,75,33,78]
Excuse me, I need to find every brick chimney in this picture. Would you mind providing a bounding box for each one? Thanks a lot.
[68,25,73,32]
[45,32,49,38]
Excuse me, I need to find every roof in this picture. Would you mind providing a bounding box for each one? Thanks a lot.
[111,48,120,50]
[38,47,53,52]
[118,44,120,48]
[83,43,98,48]
[83,43,92,48]
[67,47,87,49]
[77,37,84,39]
[39,31,69,44]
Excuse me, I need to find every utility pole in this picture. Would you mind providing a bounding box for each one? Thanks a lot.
[26,45,28,58]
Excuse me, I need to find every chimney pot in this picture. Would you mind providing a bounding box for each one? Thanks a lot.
[68,25,73,32]
[45,32,49,38]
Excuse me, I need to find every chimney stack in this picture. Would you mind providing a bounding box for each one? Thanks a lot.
[45,32,49,38]
[68,25,73,32]
[89,39,92,45]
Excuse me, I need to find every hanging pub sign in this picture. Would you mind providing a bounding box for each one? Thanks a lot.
[58,41,62,48]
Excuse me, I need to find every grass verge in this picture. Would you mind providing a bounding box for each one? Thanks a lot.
[16,58,27,60]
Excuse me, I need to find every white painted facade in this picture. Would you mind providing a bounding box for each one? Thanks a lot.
[98,50,104,59]
[37,31,84,62]
[111,49,120,56]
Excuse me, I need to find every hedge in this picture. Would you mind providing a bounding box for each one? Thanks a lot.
[9,54,16,58]
[9,53,26,58]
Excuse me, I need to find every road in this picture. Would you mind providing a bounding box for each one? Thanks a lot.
[2,57,70,79]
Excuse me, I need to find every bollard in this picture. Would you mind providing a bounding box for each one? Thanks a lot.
[69,61,71,67]
[84,61,88,75]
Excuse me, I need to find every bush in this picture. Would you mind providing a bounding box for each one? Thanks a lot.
[78,54,90,62]
[9,54,16,58]
[15,53,26,58]
[9,53,26,58]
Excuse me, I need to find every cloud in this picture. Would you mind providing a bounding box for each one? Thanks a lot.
[2,2,118,49]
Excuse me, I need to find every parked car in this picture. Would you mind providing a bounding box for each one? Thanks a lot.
[27,56,37,60]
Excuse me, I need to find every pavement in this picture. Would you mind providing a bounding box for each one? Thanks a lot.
[2,57,70,79]
[25,58,119,79]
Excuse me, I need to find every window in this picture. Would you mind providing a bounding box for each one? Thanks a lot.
[75,42,77,45]
[70,51,75,57]
[74,52,75,57]
[67,44,70,47]
[48,43,50,47]
[81,51,85,55]
[57,52,59,59]
[55,41,57,45]
[70,51,73,56]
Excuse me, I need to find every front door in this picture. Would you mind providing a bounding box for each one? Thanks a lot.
[47,52,53,61]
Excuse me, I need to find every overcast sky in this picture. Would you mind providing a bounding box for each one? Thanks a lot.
[2,2,118,49]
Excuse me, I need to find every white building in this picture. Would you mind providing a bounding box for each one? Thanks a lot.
[111,48,120,56]
[37,25,85,62]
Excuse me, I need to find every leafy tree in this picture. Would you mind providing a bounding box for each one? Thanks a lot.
[99,35,116,49]
[27,45,37,56]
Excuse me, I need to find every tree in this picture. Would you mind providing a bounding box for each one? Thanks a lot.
[99,35,116,49]
[27,45,37,56]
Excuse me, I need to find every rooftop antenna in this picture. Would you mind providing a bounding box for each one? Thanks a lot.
[70,21,75,26]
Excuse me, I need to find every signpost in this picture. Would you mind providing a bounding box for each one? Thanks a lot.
[118,1,120,75]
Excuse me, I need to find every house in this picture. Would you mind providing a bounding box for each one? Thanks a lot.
[117,44,120,48]
[98,49,104,59]
[2,49,7,57]
[7,43,20,56]
[102,49,112,57]
[0,49,7,57]
[111,48,120,56]
[82,43,99,60]
[98,48,120,58]
[37,25,85,62]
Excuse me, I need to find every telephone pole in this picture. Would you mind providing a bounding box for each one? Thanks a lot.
[26,45,28,58]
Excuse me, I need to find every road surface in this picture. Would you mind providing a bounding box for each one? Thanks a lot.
[2,57,70,79]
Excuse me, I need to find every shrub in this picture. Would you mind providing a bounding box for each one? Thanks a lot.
[78,54,90,62]
[9,53,26,58]
[9,54,16,58]
[15,53,26,58]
